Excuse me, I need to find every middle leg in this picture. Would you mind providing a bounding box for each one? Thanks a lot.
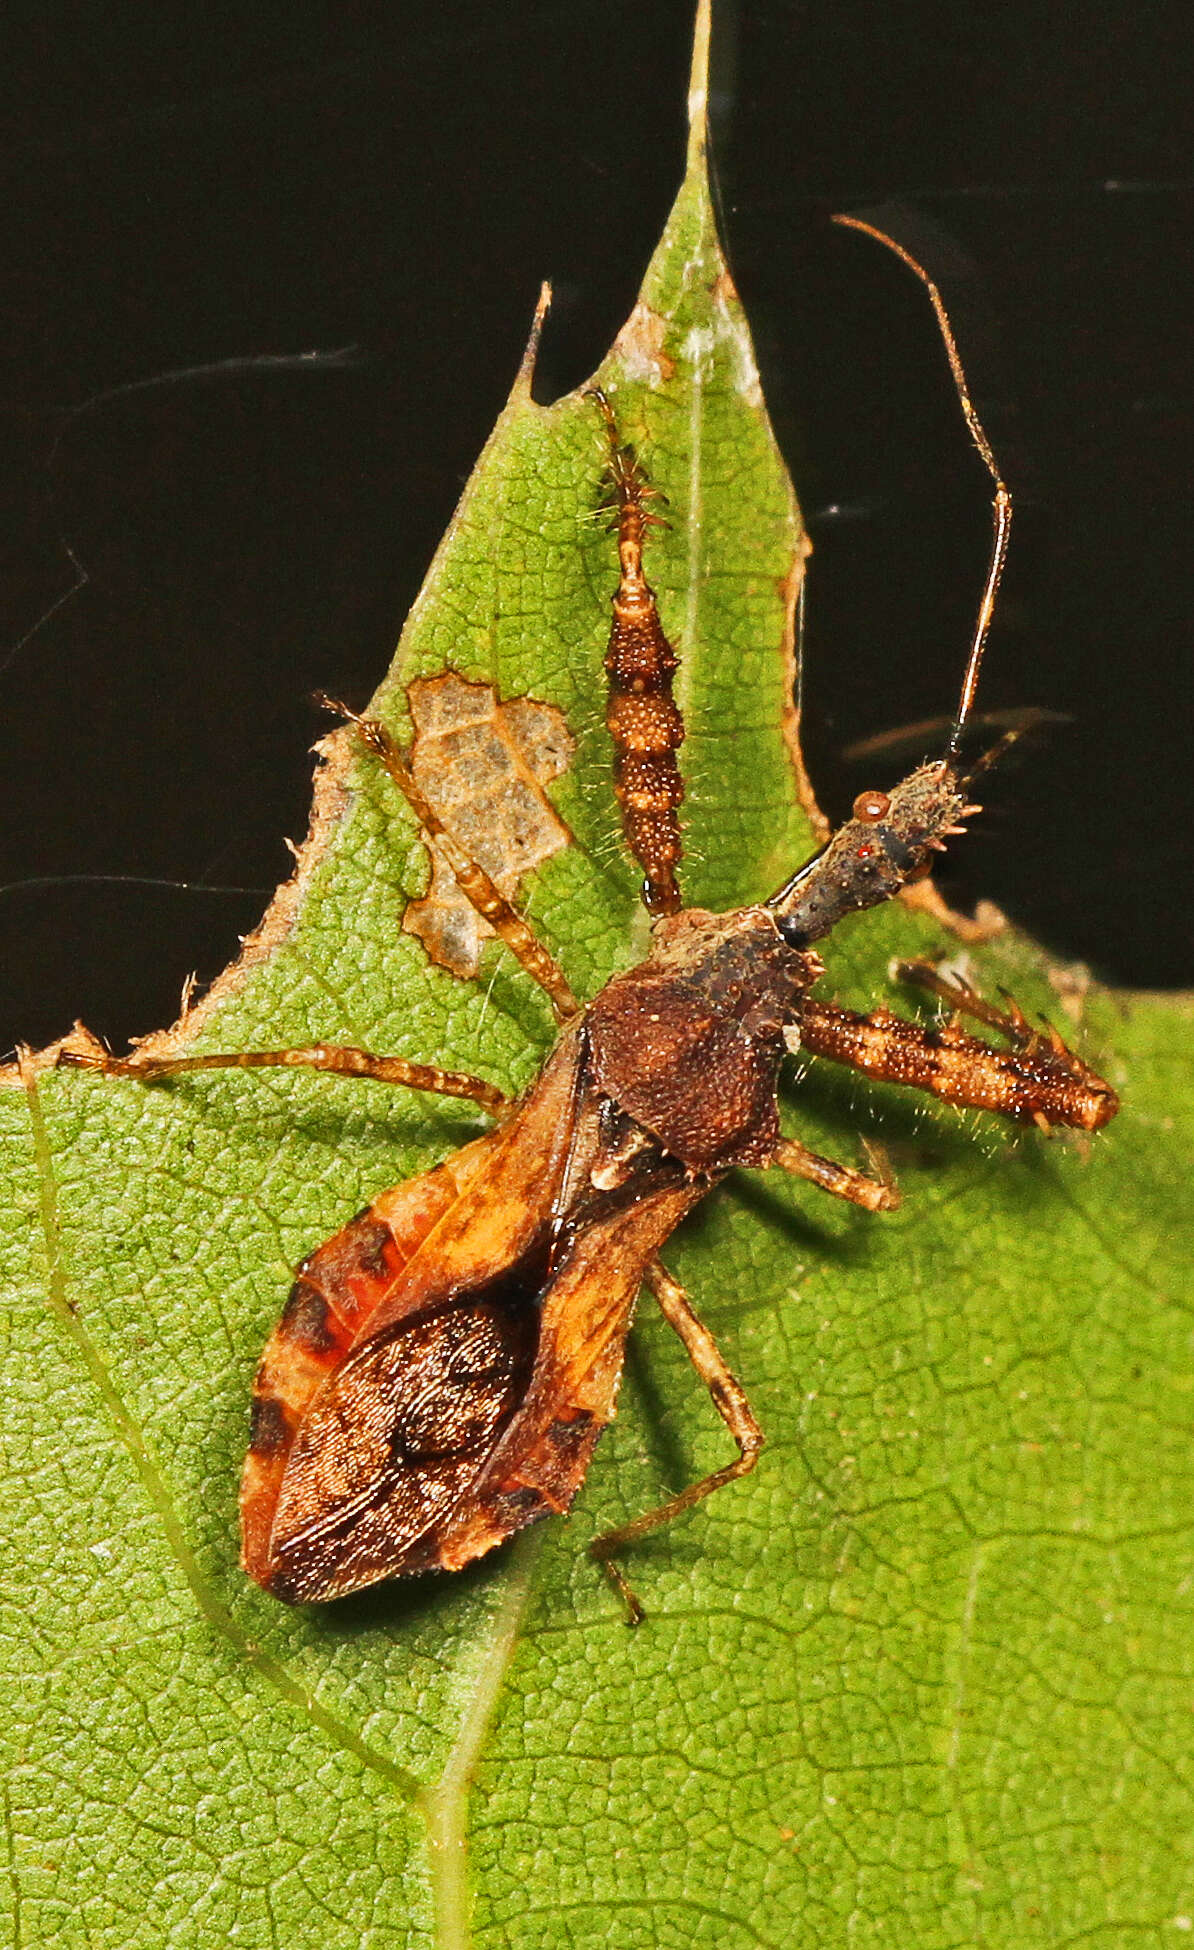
[589,1255,763,1624]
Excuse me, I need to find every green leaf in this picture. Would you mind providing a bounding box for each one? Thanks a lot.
[3,10,1191,1946]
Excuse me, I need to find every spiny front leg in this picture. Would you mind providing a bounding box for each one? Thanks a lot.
[58,1037,511,1114]
[587,389,685,918]
[798,978,1118,1132]
[590,1256,763,1626]
[892,959,1120,1133]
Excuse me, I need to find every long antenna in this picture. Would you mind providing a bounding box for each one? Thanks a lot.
[831,212,1013,761]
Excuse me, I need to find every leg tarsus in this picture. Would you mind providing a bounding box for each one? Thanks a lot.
[893,958,1031,1045]
[599,1557,647,1629]
[589,1257,763,1624]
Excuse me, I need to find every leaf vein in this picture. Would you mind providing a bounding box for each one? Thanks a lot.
[19,1060,422,1806]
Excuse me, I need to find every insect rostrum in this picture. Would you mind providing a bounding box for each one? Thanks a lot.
[62,226,1118,1622]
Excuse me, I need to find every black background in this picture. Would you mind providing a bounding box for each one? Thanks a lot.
[2,0,1190,1054]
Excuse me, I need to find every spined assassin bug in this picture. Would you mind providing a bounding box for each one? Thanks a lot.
[61,217,1118,1622]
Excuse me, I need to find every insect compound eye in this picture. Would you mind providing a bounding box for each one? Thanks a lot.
[852,789,891,824]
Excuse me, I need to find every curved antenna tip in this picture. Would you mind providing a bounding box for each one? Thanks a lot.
[833,210,1014,753]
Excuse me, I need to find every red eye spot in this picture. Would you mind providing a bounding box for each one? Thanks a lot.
[853,789,891,823]
[855,842,875,859]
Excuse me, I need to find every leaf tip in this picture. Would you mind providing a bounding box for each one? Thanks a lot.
[514,281,553,400]
[686,0,712,173]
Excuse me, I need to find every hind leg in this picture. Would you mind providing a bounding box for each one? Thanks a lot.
[58,1036,511,1114]
[589,1257,763,1625]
